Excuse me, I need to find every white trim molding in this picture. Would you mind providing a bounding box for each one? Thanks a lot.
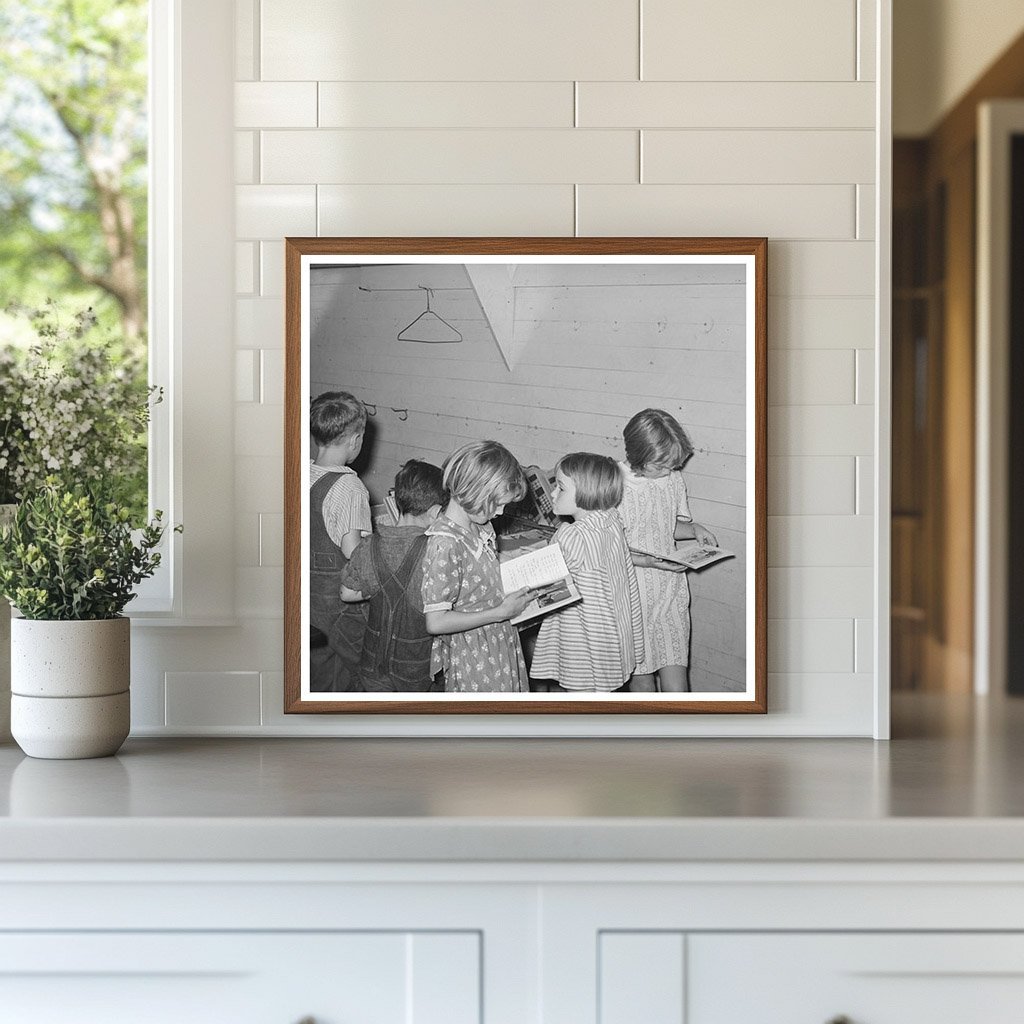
[129,0,236,622]
[975,100,1024,697]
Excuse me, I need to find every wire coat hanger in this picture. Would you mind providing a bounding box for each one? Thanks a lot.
[397,287,462,344]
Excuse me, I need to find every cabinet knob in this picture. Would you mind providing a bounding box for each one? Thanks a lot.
[826,1017,854,1024]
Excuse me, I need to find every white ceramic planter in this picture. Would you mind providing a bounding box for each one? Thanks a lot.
[10,617,130,759]
[10,692,130,760]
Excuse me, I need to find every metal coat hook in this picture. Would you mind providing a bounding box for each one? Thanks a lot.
[391,407,408,421]
[364,403,377,416]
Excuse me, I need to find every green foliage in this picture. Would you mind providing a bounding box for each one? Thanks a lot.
[0,478,176,620]
[0,300,155,516]
[0,0,148,345]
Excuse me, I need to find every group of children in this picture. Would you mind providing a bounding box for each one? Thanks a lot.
[308,391,716,695]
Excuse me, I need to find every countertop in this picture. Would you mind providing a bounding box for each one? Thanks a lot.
[1,693,1023,862]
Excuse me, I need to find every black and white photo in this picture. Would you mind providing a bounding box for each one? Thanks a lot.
[284,238,766,715]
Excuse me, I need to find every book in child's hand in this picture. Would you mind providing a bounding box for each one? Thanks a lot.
[634,544,735,571]
[499,542,581,626]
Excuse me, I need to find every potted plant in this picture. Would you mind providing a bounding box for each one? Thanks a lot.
[0,301,157,748]
[0,480,172,758]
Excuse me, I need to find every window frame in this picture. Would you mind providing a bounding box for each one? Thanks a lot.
[128,0,236,624]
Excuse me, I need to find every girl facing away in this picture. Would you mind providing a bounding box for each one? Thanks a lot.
[421,440,536,693]
[529,453,644,693]
[618,409,718,693]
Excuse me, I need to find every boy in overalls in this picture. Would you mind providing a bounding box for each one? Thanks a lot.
[340,461,446,692]
[309,391,371,691]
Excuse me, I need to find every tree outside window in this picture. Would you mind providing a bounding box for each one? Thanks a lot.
[0,0,149,517]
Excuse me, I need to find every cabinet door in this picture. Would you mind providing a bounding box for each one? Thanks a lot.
[689,933,1024,1024]
[0,932,480,1024]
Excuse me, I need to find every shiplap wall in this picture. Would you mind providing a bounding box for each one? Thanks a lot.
[310,262,748,691]
[133,0,883,735]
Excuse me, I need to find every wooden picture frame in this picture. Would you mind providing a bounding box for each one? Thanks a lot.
[284,237,766,715]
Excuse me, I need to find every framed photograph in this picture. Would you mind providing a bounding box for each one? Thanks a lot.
[284,238,766,715]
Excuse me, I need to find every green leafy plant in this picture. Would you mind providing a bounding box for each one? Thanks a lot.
[0,301,155,515]
[0,478,177,620]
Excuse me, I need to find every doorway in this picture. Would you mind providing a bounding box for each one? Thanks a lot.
[891,26,1024,695]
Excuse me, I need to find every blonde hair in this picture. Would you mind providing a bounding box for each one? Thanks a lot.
[623,408,693,472]
[443,441,526,519]
[555,453,623,511]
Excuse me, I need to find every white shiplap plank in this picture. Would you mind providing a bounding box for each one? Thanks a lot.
[770,406,874,457]
[258,514,284,568]
[642,0,857,82]
[165,672,262,727]
[857,183,876,239]
[318,184,575,236]
[643,130,874,185]
[234,131,256,185]
[769,350,857,406]
[235,403,284,458]
[235,82,317,128]
[856,455,875,514]
[770,296,875,349]
[770,567,874,619]
[855,618,874,673]
[858,0,878,82]
[319,82,574,128]
[768,457,856,515]
[769,241,875,297]
[235,0,257,81]
[262,129,638,184]
[769,619,856,674]
[235,185,316,237]
[236,297,286,350]
[235,455,283,512]
[235,566,285,618]
[329,365,744,440]
[578,82,874,129]
[235,511,261,567]
[768,515,873,567]
[261,0,638,81]
[765,672,874,732]
[856,349,875,404]
[259,241,285,298]
[578,184,855,239]
[235,241,255,294]
[260,350,286,405]
[235,350,259,403]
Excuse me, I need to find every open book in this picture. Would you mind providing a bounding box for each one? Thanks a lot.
[632,544,735,571]
[499,542,581,626]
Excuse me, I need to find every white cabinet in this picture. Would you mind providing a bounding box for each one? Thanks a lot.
[3,862,1024,1023]
[689,934,1024,1024]
[0,932,480,1024]
[594,933,1024,1024]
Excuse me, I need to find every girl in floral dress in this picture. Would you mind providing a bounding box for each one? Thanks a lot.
[618,409,717,693]
[422,441,535,693]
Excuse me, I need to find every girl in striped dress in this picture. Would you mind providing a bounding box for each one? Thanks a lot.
[529,453,644,692]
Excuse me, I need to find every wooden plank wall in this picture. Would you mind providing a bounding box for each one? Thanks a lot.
[310,262,748,692]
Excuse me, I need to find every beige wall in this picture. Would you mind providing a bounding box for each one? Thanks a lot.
[894,0,1024,135]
